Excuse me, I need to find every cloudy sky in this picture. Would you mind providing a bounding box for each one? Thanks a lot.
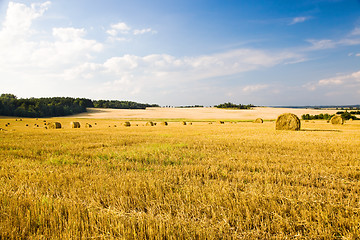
[0,0,360,106]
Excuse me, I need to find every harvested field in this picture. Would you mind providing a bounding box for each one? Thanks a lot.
[0,114,359,239]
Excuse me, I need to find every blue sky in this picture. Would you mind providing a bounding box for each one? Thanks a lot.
[0,0,359,106]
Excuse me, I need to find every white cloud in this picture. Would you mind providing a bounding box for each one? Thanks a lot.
[108,22,131,34]
[0,1,306,103]
[289,16,311,25]
[0,1,50,37]
[133,28,154,35]
[304,70,360,91]
[356,53,360,57]
[306,39,336,50]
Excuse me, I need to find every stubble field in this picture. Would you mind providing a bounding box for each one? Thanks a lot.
[0,110,359,239]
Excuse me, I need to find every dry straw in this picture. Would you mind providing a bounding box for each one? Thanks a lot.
[275,113,300,131]
[253,118,263,123]
[124,122,131,127]
[48,122,62,129]
[70,122,81,128]
[330,115,344,125]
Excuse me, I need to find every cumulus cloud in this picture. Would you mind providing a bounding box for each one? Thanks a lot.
[107,22,131,36]
[0,1,304,102]
[106,22,155,39]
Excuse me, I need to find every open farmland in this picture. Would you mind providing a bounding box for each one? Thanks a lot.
[0,111,360,239]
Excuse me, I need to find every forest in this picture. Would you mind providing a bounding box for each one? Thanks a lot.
[0,94,159,117]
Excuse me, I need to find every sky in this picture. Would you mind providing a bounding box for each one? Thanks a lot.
[0,0,360,106]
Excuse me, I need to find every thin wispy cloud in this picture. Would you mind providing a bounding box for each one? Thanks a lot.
[289,16,311,25]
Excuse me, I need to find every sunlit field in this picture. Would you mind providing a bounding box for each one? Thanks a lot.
[0,117,360,239]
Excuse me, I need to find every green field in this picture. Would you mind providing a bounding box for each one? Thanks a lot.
[0,118,359,239]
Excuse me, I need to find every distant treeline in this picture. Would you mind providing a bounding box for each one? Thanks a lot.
[175,105,204,108]
[93,100,159,109]
[302,112,359,121]
[301,113,334,120]
[215,102,254,109]
[0,94,159,118]
[337,110,360,115]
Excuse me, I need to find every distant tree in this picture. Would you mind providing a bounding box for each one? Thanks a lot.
[215,102,254,109]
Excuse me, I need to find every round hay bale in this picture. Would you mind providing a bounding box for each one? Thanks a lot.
[189,122,192,125]
[85,123,92,128]
[275,113,301,131]
[330,115,344,125]
[348,118,353,122]
[160,122,168,126]
[70,122,81,128]
[146,121,154,126]
[218,121,224,124]
[253,118,263,123]
[182,121,187,125]
[26,124,29,127]
[94,123,97,125]
[124,121,131,127]
[48,122,61,129]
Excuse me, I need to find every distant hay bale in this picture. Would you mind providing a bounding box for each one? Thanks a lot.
[146,121,154,126]
[154,123,157,126]
[189,122,192,125]
[182,121,187,125]
[26,124,29,127]
[114,125,117,127]
[219,121,224,124]
[94,123,97,125]
[160,122,168,126]
[253,118,263,123]
[275,113,301,131]
[70,122,81,128]
[330,115,344,125]
[85,123,92,128]
[124,121,131,127]
[44,123,47,125]
[48,122,62,129]
[348,118,353,122]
